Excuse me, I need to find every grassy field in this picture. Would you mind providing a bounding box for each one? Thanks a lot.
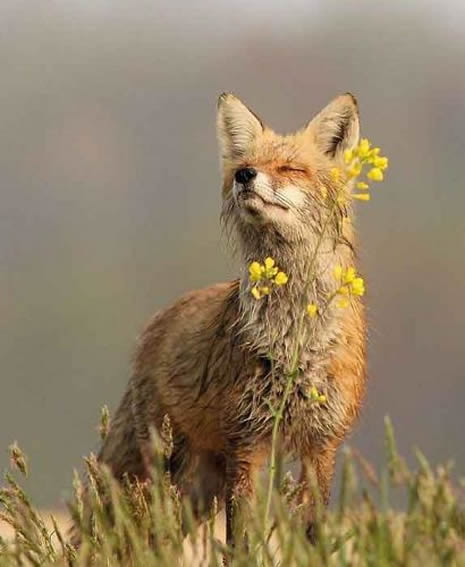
[1,418,464,566]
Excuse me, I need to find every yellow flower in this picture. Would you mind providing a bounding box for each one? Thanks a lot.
[338,297,350,309]
[333,265,343,280]
[336,139,388,203]
[251,286,261,300]
[274,271,288,286]
[338,140,388,202]
[309,385,327,403]
[374,156,389,170]
[358,138,371,158]
[367,167,384,182]
[249,262,263,282]
[351,277,365,296]
[264,257,275,270]
[338,285,349,295]
[348,162,362,178]
[249,257,287,294]
[310,386,319,400]
[344,149,353,164]
[330,167,341,182]
[307,303,318,317]
[264,257,278,278]
[344,266,356,283]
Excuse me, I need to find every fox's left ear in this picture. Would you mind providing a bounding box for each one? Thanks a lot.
[305,93,360,158]
[217,93,264,162]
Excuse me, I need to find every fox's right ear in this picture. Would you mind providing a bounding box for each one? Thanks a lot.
[305,93,360,159]
[216,93,264,162]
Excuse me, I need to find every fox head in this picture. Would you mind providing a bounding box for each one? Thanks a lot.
[217,93,360,263]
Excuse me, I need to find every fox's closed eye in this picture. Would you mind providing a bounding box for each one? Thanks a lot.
[277,165,307,174]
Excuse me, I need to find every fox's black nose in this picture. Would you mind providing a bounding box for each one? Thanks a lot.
[235,167,257,185]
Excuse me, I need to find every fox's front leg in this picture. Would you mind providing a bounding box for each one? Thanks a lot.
[299,442,338,543]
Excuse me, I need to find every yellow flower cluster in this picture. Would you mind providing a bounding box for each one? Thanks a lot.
[249,257,288,299]
[306,303,318,318]
[309,385,326,404]
[333,265,365,308]
[330,138,389,202]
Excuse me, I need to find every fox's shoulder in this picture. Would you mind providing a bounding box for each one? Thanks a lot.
[146,279,239,328]
[133,280,240,369]
[172,279,239,314]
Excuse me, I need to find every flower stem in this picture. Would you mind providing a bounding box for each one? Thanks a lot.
[263,189,342,536]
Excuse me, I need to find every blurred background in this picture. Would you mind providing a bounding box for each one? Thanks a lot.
[1,0,464,507]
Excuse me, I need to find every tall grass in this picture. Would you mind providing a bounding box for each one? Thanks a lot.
[1,417,464,566]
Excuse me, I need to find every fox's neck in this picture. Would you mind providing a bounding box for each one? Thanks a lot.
[236,236,353,373]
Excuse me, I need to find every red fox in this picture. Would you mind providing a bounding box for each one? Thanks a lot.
[98,93,366,546]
